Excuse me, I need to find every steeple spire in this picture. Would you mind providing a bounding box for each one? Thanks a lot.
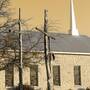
[69,0,79,36]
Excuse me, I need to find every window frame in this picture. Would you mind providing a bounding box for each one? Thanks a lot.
[53,65,61,86]
[5,64,14,87]
[30,64,38,86]
[74,65,81,85]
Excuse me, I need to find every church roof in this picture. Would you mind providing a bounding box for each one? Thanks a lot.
[50,33,90,53]
[22,31,90,54]
[0,31,90,54]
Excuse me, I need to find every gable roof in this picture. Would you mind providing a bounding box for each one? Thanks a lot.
[50,34,90,53]
[0,31,90,53]
[22,31,90,53]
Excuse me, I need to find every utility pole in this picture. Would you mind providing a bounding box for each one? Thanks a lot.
[18,8,23,90]
[48,37,51,72]
[35,10,55,90]
[44,9,51,90]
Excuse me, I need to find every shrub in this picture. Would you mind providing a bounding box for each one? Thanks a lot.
[86,87,90,90]
[14,85,34,90]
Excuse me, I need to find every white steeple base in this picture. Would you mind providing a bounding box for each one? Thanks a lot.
[71,28,79,36]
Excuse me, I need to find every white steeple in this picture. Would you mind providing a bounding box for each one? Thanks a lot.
[69,0,79,36]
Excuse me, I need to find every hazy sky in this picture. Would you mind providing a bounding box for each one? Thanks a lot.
[11,0,90,36]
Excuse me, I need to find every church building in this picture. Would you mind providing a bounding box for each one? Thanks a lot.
[0,0,90,90]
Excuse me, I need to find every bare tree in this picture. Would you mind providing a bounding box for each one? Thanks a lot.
[0,0,43,71]
[0,0,12,69]
[0,1,55,90]
[0,0,10,16]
